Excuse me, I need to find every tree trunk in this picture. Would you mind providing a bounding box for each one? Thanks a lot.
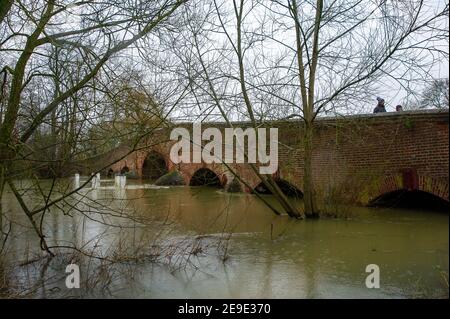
[303,121,318,217]
[301,0,322,218]
[0,168,3,240]
[0,161,7,244]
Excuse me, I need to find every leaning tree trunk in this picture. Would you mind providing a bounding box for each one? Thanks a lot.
[0,159,7,244]
[0,170,3,240]
[303,121,318,218]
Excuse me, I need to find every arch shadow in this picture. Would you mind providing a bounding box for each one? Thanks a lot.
[189,168,222,188]
[369,189,449,212]
[107,168,114,178]
[120,165,129,175]
[253,179,303,198]
[142,152,168,180]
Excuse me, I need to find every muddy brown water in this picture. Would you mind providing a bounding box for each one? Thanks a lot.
[0,179,448,298]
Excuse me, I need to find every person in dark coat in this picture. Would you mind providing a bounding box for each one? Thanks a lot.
[373,97,386,113]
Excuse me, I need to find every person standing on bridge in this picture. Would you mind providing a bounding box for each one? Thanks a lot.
[373,97,386,113]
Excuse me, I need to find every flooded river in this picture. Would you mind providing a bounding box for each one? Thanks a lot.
[0,179,448,298]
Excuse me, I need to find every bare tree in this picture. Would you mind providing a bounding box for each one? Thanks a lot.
[420,78,449,109]
[0,0,187,247]
[180,0,448,217]
[167,0,303,218]
[266,0,448,216]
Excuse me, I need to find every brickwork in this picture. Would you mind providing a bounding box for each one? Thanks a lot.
[81,110,449,204]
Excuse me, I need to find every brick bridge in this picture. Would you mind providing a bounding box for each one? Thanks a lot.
[78,109,449,205]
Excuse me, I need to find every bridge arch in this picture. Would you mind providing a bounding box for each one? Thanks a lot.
[366,173,449,209]
[142,151,168,180]
[189,168,223,188]
[369,189,449,211]
[120,165,129,175]
[107,168,114,178]
[253,178,303,198]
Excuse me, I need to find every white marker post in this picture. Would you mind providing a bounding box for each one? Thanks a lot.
[115,175,126,189]
[121,175,126,189]
[74,173,80,188]
[92,173,100,189]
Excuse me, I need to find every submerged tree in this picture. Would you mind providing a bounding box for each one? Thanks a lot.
[180,0,448,217]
